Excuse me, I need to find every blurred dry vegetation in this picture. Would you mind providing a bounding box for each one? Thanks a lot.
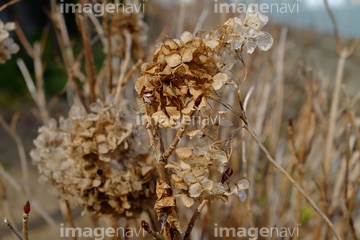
[0,0,359,240]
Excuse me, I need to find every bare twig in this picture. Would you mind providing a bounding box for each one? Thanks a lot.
[114,29,132,103]
[59,200,77,240]
[69,70,90,113]
[0,165,59,230]
[22,201,30,240]
[0,114,31,198]
[183,200,208,240]
[78,0,97,103]
[347,37,360,58]
[15,23,34,57]
[0,0,21,12]
[324,0,341,55]
[33,43,49,124]
[4,218,26,240]
[120,58,143,88]
[141,220,166,240]
[241,86,255,228]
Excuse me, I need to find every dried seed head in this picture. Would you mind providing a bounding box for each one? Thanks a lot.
[31,100,156,218]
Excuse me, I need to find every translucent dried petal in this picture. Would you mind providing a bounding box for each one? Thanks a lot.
[181,31,193,43]
[212,73,229,90]
[237,178,251,190]
[181,194,195,208]
[176,148,193,159]
[189,183,202,198]
[255,32,273,51]
[236,189,247,202]
[165,53,182,68]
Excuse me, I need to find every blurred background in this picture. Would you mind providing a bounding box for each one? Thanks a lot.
[0,0,359,239]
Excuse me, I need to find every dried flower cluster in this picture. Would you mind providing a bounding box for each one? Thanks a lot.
[30,100,156,217]
[207,10,273,54]
[136,10,272,128]
[135,31,231,128]
[166,146,250,207]
[0,20,19,64]
[109,10,148,58]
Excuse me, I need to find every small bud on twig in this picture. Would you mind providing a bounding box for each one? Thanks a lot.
[23,201,30,214]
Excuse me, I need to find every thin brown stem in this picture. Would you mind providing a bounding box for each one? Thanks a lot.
[142,101,182,239]
[0,0,21,12]
[114,29,132,103]
[78,0,96,103]
[59,200,77,240]
[4,218,26,240]
[69,70,90,113]
[33,43,49,125]
[22,201,30,240]
[0,164,59,230]
[324,0,341,55]
[15,23,34,57]
[183,200,208,240]
[141,220,166,240]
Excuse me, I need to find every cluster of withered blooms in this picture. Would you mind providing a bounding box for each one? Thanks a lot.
[136,9,272,207]
[31,99,156,217]
[108,9,148,58]
[166,146,250,208]
[0,20,19,64]
[135,9,272,128]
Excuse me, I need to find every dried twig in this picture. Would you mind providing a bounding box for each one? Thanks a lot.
[78,0,97,103]
[33,43,49,124]
[22,201,30,240]
[114,29,132,103]
[0,0,21,12]
[59,200,77,240]
[324,0,341,55]
[0,164,59,230]
[15,23,34,57]
[183,200,208,240]
[324,0,360,58]
[0,114,31,199]
[141,220,165,240]
[4,218,26,240]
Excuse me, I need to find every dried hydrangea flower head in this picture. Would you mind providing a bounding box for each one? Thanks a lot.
[208,9,273,53]
[109,10,148,58]
[136,11,273,128]
[135,31,232,128]
[31,100,156,217]
[166,146,250,207]
[0,20,19,64]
